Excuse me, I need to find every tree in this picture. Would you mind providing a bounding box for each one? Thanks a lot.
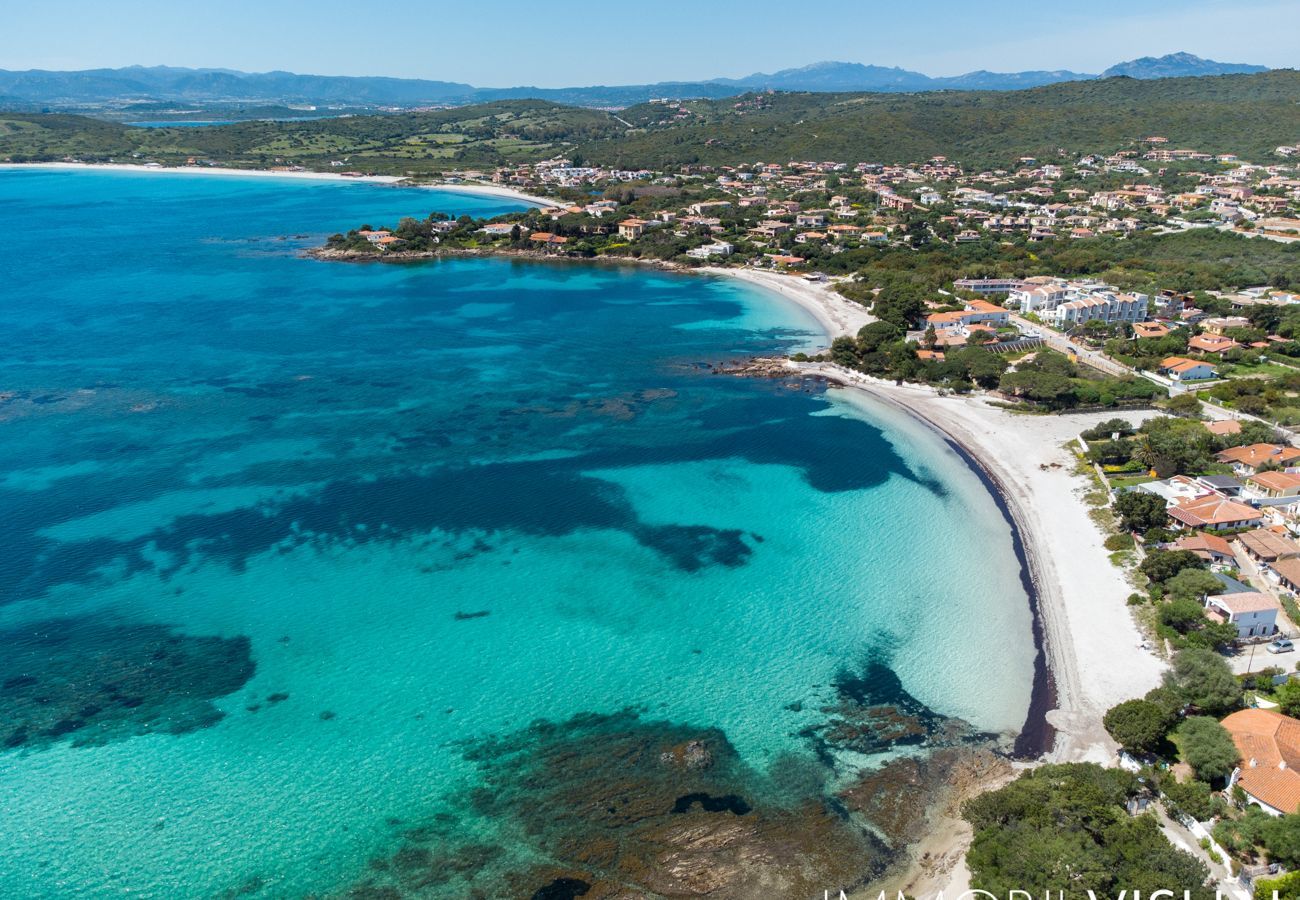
[1114,491,1168,533]
[1178,716,1241,781]
[856,321,904,353]
[1133,416,1217,478]
[1276,680,1300,718]
[1165,568,1224,603]
[1103,699,1174,754]
[1161,778,1222,823]
[1164,648,1243,715]
[1165,393,1204,418]
[1140,549,1205,586]
[1254,870,1300,900]
[1264,815,1300,869]
[1161,597,1210,634]
[963,763,1210,897]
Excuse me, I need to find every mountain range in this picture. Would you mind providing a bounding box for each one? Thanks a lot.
[0,53,1274,111]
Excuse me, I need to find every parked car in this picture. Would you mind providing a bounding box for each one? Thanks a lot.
[1267,638,1294,654]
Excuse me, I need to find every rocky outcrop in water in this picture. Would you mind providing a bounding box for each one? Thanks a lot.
[0,615,255,752]
[344,710,889,898]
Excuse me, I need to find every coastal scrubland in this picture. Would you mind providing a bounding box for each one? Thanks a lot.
[4,71,1300,171]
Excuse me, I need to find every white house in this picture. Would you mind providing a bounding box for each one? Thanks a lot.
[1204,592,1280,639]
[686,242,734,260]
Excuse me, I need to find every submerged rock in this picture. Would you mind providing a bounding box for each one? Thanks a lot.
[0,615,255,752]
[345,710,889,898]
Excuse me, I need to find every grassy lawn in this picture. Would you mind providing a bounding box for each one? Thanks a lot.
[1109,473,1157,489]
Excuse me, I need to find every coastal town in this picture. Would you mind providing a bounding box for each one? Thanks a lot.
[309,136,1300,893]
[7,24,1300,897]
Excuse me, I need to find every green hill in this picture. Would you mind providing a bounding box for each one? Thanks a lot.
[0,101,628,172]
[582,71,1300,168]
[3,72,1299,172]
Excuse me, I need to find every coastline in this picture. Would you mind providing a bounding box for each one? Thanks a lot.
[0,163,560,208]
[698,267,875,349]
[809,369,1165,894]
[716,274,1164,891]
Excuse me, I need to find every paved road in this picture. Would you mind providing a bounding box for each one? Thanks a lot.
[1009,315,1132,376]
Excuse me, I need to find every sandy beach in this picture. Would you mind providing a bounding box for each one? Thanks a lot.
[0,163,561,209]
[796,370,1166,893]
[701,267,875,346]
[726,275,1166,889]
[423,180,561,208]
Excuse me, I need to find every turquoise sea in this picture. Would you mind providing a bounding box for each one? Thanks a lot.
[0,169,1035,898]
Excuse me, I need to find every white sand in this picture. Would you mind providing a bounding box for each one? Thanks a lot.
[702,267,875,345]
[425,181,561,208]
[824,374,1167,759]
[0,163,560,208]
[815,370,1167,894]
[729,275,1166,760]
[0,161,404,184]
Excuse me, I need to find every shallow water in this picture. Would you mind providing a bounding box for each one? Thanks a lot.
[0,169,1034,897]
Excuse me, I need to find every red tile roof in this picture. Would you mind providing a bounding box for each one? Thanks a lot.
[1222,709,1300,813]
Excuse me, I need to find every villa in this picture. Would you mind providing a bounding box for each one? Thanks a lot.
[1223,709,1300,815]
[1167,495,1264,531]
[1217,444,1300,476]
[1159,357,1218,382]
[1204,591,1280,639]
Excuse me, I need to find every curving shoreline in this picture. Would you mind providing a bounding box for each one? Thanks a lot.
[0,162,560,208]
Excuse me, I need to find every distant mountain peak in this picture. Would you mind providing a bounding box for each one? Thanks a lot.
[1101,52,1268,80]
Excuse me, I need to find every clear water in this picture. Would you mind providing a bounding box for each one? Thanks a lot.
[0,168,1034,897]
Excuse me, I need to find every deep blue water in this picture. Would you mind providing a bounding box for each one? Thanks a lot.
[0,168,1033,897]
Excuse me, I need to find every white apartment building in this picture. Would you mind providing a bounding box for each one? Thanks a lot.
[1009,278,1149,328]
[1043,291,1149,329]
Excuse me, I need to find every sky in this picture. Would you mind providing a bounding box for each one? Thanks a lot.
[2,0,1296,86]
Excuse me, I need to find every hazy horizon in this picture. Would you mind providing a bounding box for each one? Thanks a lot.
[2,0,1296,89]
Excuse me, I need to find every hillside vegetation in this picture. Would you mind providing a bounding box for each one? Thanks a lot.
[2,72,1298,172]
[592,71,1300,167]
[0,101,627,172]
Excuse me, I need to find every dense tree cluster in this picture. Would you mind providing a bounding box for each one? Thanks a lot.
[963,764,1210,896]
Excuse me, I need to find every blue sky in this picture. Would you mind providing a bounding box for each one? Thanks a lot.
[3,0,1296,85]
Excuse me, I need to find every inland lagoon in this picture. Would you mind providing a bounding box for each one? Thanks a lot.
[0,168,1036,897]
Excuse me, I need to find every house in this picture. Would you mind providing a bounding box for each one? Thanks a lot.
[1271,556,1300,594]
[618,219,647,240]
[1217,444,1300,476]
[1170,532,1235,565]
[1237,528,1300,564]
[1204,592,1280,639]
[1167,495,1264,531]
[1248,471,1300,499]
[953,278,1029,296]
[685,241,734,260]
[1188,333,1242,356]
[529,233,569,252]
[1195,474,1244,497]
[1159,357,1218,382]
[1132,322,1172,339]
[1202,316,1252,335]
[1223,709,1300,815]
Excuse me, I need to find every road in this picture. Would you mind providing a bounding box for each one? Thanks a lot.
[1009,314,1132,376]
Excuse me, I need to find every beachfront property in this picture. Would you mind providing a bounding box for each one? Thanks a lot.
[1167,495,1265,531]
[685,242,735,260]
[1170,532,1236,566]
[1224,709,1300,816]
[952,277,1030,296]
[1204,591,1281,639]
[1216,443,1300,476]
[1004,277,1149,328]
